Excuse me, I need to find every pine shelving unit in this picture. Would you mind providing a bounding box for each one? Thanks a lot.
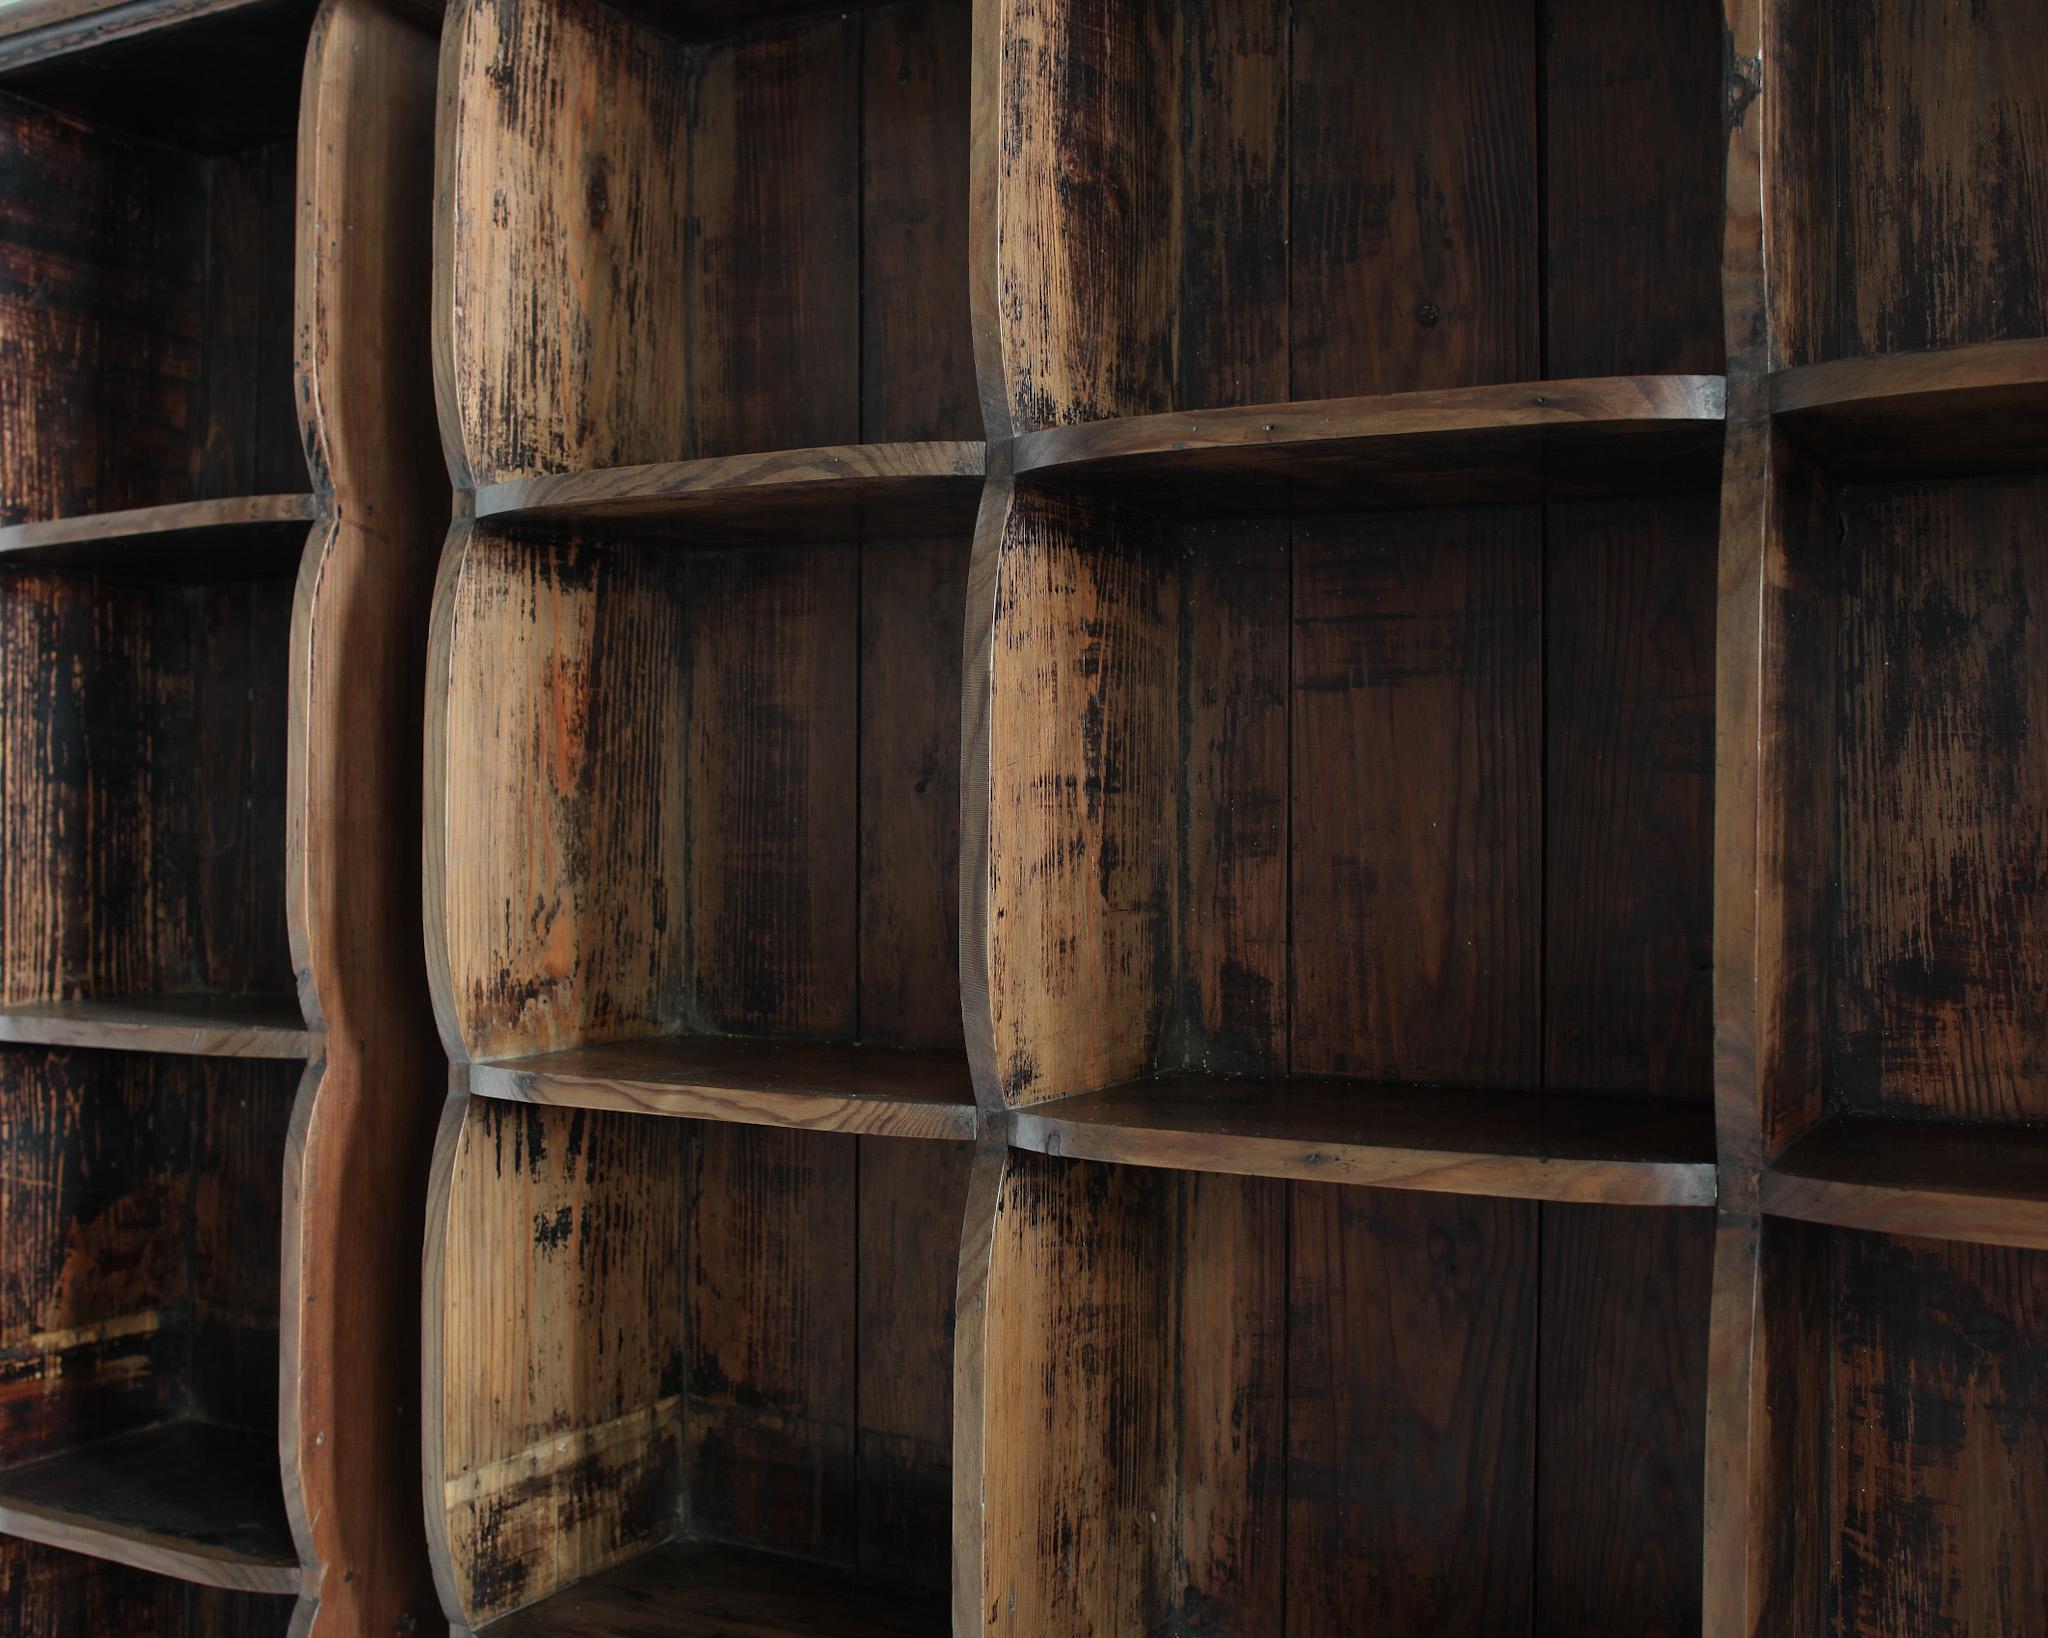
[0,1,446,1633]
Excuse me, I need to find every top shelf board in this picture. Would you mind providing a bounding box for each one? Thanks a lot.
[1009,1075,1717,1207]
[1010,376,1727,516]
[1771,338,2048,482]
[471,442,987,548]
[0,494,318,581]
[1763,1113,2048,1251]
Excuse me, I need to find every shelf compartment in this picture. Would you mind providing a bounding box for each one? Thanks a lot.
[473,444,986,548]
[1772,339,2048,481]
[1012,376,1726,514]
[1755,454,2048,1169]
[0,994,307,1060]
[1762,1115,2048,1251]
[1745,1219,2048,1635]
[1010,1077,1714,1206]
[0,1422,298,1596]
[470,1036,974,1140]
[0,495,317,581]
[970,1147,1714,1634]
[988,0,1723,437]
[439,0,975,486]
[477,1540,949,1637]
[428,1099,968,1628]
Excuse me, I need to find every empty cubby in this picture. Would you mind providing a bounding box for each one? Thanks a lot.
[0,1042,300,1597]
[986,0,1724,436]
[1747,1219,2048,1635]
[0,3,312,521]
[425,1098,970,1633]
[437,0,976,496]
[970,1149,1714,1635]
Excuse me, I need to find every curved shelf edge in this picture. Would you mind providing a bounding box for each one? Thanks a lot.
[0,996,310,1060]
[1009,374,1727,511]
[1770,338,2048,480]
[0,494,321,578]
[1008,1079,1718,1207]
[0,1425,303,1597]
[1761,1114,2048,1251]
[468,1035,979,1142]
[471,441,989,546]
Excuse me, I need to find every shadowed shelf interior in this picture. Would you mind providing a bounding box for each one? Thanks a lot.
[0,0,448,1633]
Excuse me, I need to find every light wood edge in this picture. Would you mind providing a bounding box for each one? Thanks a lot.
[421,515,476,1065]
[0,0,278,63]
[469,1062,978,1141]
[0,1008,309,1059]
[0,493,319,557]
[1769,335,2048,420]
[419,1074,476,1630]
[0,1496,305,1597]
[949,1136,1010,1638]
[1758,1172,2048,1252]
[957,476,1010,1118]
[430,0,476,492]
[1007,1112,1718,1207]
[472,441,988,521]
[1009,374,1729,476]
[966,0,1007,441]
[1703,0,1774,1627]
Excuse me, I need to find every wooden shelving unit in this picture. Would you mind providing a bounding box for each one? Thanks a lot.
[0,1,447,1634]
[1711,0,2048,1632]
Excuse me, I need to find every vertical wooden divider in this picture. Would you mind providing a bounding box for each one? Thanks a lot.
[286,2,447,1632]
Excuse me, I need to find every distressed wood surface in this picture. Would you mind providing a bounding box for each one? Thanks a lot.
[1011,376,1727,513]
[473,444,985,548]
[0,494,315,578]
[1774,337,2048,479]
[470,1036,974,1140]
[1009,1078,1715,1206]
[0,994,306,1059]
[280,3,449,1634]
[1764,1116,2048,1251]
[0,1422,300,1596]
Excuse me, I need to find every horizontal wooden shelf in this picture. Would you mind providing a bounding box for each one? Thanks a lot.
[1762,1114,2048,1250]
[0,494,318,579]
[471,441,988,547]
[0,994,308,1059]
[480,1540,949,1636]
[1009,375,1726,514]
[1772,337,2048,480]
[0,1421,300,1595]
[468,1034,977,1141]
[1008,1076,1717,1206]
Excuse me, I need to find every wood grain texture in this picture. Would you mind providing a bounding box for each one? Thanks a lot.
[1773,337,2048,482]
[470,1036,974,1140]
[1830,1231,2048,1637]
[427,1095,686,1627]
[1765,1116,2048,1251]
[1290,505,1540,1086]
[1012,376,1727,513]
[974,1151,1284,1637]
[282,3,449,1634]
[0,994,306,1058]
[983,488,1176,1105]
[1538,1204,1713,1636]
[0,494,315,578]
[1546,492,1717,1101]
[1831,474,2048,1125]
[1009,1078,1716,1206]
[472,445,985,548]
[0,1422,299,1595]
[1287,1185,1536,1635]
